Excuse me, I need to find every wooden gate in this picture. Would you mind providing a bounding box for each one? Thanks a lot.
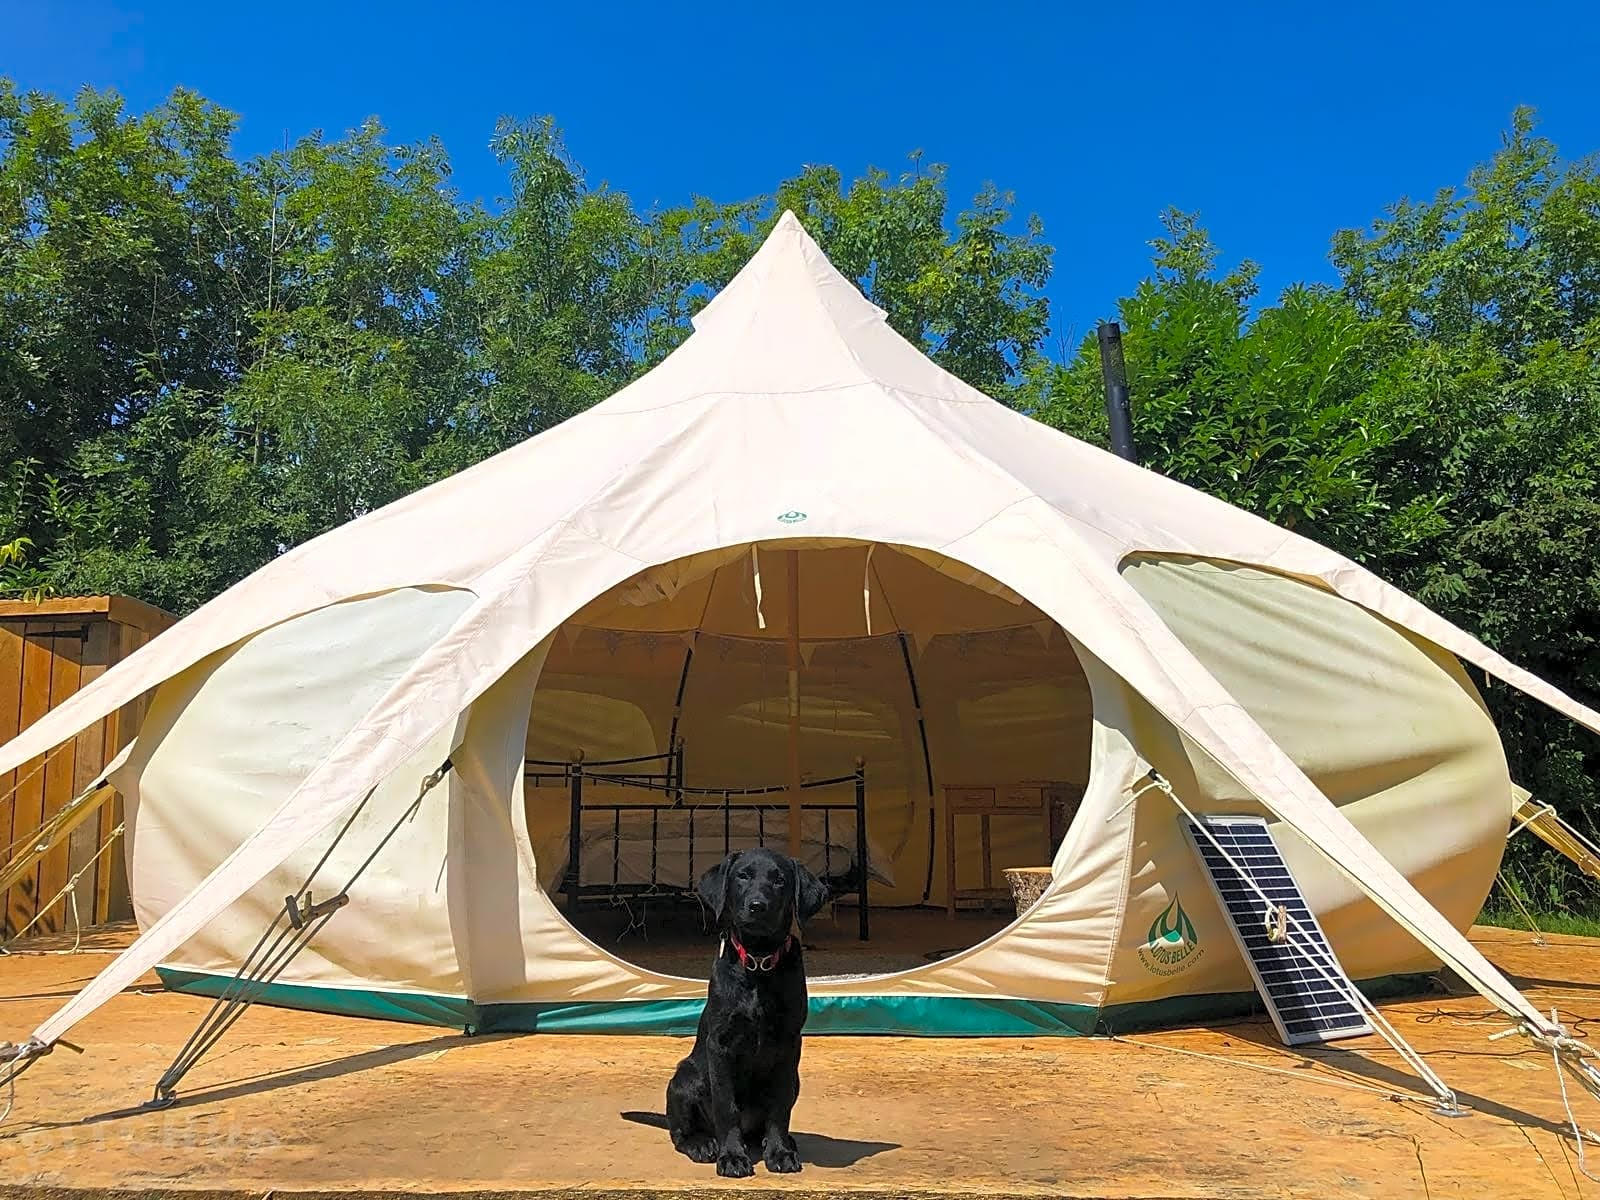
[0,596,175,938]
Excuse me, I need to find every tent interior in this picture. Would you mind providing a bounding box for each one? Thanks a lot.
[521,540,1093,978]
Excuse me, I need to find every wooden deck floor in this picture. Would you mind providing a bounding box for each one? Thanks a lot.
[2,924,1599,1198]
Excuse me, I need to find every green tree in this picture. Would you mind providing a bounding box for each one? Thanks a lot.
[1331,110,1600,887]
[463,116,650,451]
[2,87,1055,612]
[234,118,478,540]
[1028,114,1599,909]
[0,83,273,611]
[1028,209,1412,553]
[640,158,1053,398]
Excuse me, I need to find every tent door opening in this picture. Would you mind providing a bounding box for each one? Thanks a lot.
[519,541,1093,982]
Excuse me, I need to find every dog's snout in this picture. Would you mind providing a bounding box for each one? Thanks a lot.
[736,884,785,935]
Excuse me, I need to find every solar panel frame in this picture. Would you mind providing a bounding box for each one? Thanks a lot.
[1182,814,1374,1047]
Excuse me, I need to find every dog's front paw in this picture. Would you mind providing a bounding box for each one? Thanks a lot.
[674,1134,718,1164]
[716,1149,754,1178]
[764,1139,802,1173]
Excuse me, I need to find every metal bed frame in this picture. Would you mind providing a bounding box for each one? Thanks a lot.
[525,743,871,941]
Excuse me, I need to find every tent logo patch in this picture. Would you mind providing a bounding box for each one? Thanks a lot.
[1138,894,1203,976]
[776,510,807,524]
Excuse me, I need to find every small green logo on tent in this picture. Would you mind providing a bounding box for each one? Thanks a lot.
[1138,894,1203,976]
[777,510,807,524]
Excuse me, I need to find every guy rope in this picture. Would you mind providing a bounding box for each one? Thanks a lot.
[0,757,455,1117]
[1118,766,1600,1159]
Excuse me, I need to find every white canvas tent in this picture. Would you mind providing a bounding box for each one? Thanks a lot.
[5,213,1600,1086]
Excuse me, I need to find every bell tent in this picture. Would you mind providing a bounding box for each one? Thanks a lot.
[4,213,1600,1101]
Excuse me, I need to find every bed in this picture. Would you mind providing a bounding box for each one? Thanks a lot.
[525,746,882,940]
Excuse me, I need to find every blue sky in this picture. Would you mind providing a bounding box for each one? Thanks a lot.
[8,1,1600,351]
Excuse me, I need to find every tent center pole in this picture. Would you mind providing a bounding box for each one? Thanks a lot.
[786,549,802,857]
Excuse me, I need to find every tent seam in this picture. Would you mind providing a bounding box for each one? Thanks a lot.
[885,387,1167,557]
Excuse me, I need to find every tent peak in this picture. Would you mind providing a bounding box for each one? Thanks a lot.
[690,209,887,336]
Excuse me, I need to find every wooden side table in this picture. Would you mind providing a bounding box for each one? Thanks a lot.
[944,783,1063,917]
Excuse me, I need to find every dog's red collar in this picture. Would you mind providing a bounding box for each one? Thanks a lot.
[723,934,793,973]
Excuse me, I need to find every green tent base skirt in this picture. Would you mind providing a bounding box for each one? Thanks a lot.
[156,967,1433,1038]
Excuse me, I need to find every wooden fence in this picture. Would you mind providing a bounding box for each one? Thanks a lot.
[0,596,176,938]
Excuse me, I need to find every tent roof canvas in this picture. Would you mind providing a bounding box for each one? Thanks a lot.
[5,211,1600,1056]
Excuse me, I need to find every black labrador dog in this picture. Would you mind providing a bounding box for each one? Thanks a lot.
[666,847,829,1177]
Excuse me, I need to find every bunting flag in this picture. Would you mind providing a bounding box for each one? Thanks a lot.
[862,543,876,636]
[1032,620,1056,648]
[750,544,766,630]
[799,642,820,668]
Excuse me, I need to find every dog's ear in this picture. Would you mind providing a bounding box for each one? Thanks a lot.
[791,858,830,926]
[696,852,736,926]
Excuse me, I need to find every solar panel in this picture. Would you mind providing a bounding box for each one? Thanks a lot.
[1183,815,1373,1047]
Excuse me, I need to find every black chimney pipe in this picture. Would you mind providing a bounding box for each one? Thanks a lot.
[1097,321,1138,464]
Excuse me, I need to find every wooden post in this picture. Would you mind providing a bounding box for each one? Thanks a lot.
[855,758,868,942]
[786,549,802,857]
[565,750,584,913]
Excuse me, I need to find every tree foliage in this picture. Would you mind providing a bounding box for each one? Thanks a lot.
[1028,109,1600,903]
[1,86,1596,904]
[1028,210,1415,551]
[1328,112,1600,889]
[0,84,1051,610]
